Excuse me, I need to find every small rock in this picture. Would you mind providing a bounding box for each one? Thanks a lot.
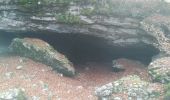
[41,82,49,91]
[19,59,23,63]
[114,97,122,100]
[76,86,83,90]
[16,65,23,70]
[112,60,125,72]
[88,95,93,98]
[32,84,37,88]
[41,69,45,72]
[32,96,40,100]
[5,72,14,79]
[59,73,63,77]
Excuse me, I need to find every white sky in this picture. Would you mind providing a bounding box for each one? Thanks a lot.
[164,0,170,3]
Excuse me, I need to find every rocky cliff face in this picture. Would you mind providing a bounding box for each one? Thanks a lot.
[0,0,169,49]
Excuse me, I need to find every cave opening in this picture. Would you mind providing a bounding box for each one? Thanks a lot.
[0,32,160,66]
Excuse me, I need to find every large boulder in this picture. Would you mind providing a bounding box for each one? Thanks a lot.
[95,75,163,100]
[148,57,170,83]
[9,38,75,76]
[112,58,145,72]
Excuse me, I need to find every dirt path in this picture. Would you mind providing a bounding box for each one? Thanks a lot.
[0,56,150,100]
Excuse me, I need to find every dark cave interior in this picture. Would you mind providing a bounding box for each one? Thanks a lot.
[0,32,160,65]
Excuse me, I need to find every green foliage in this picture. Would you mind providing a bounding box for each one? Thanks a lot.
[55,12,82,24]
[80,8,94,16]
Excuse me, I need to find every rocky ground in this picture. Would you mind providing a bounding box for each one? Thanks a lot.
[0,54,154,100]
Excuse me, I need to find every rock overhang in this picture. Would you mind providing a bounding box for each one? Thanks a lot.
[1,31,160,66]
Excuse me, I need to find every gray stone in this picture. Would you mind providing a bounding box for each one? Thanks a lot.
[148,57,170,83]
[0,0,168,51]
[16,65,23,70]
[95,75,163,100]
[9,38,75,77]
[112,60,125,72]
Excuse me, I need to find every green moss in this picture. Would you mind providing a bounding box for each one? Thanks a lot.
[80,8,94,16]
[10,38,75,76]
[55,12,83,24]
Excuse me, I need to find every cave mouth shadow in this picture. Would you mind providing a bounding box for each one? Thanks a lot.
[0,32,160,66]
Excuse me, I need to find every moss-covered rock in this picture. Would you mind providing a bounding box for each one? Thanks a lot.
[9,38,75,77]
[95,75,163,100]
[148,57,170,83]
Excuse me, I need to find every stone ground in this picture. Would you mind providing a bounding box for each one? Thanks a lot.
[0,55,154,100]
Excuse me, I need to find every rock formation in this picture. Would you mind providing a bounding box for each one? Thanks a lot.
[9,38,75,76]
[0,0,170,99]
[95,75,163,100]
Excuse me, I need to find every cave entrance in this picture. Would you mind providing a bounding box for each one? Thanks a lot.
[0,32,160,65]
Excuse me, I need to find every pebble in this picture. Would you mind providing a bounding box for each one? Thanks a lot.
[32,96,40,100]
[5,72,14,79]
[39,81,47,91]
[32,84,37,88]
[88,95,93,98]
[16,65,23,70]
[114,97,122,100]
[19,58,23,63]
[41,69,45,72]
[76,86,83,90]
[114,82,119,86]
[59,74,63,77]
